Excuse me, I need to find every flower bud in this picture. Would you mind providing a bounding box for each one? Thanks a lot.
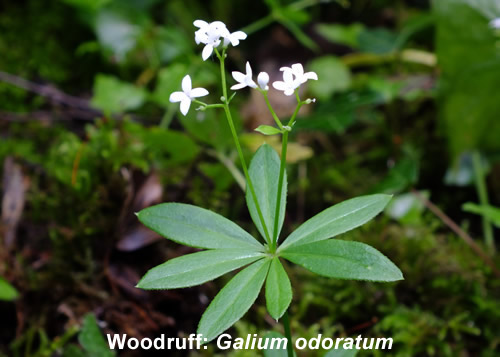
[257,72,270,91]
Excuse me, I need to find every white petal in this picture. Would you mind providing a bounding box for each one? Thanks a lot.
[280,66,292,72]
[283,69,294,84]
[284,88,295,96]
[202,45,213,61]
[190,87,209,98]
[169,91,187,103]
[257,72,269,90]
[291,63,304,77]
[232,31,247,40]
[244,78,257,88]
[490,18,500,28]
[194,20,209,29]
[180,99,191,116]
[272,81,286,91]
[245,62,253,77]
[195,30,208,45]
[232,71,246,83]
[231,83,247,90]
[304,71,318,81]
[181,75,192,93]
[229,31,247,46]
[211,21,227,30]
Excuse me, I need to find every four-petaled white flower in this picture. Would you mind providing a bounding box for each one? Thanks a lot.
[272,68,298,96]
[273,63,318,96]
[231,62,257,90]
[490,18,500,29]
[169,75,209,116]
[194,20,247,61]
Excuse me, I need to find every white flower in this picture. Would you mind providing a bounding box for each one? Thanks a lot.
[231,62,257,90]
[273,63,318,96]
[169,75,209,116]
[490,18,500,29]
[272,68,299,96]
[193,19,247,61]
[222,31,247,47]
[257,72,270,90]
[286,63,318,84]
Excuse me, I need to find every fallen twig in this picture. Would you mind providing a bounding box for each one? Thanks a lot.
[0,70,91,109]
[411,189,500,278]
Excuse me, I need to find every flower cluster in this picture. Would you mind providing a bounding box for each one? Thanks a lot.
[169,19,318,116]
[194,20,247,61]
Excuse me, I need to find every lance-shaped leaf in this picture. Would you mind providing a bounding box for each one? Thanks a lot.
[137,203,263,250]
[281,240,403,282]
[198,258,271,342]
[265,258,292,320]
[246,144,287,243]
[137,249,265,290]
[280,194,391,249]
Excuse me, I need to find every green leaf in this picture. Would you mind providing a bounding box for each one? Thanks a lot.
[79,314,115,357]
[316,23,365,48]
[247,144,287,243]
[138,203,264,250]
[358,28,398,54]
[255,125,282,136]
[91,74,147,114]
[265,258,292,320]
[198,258,271,342]
[308,56,352,99]
[281,240,403,282]
[262,331,294,357]
[370,157,419,195]
[152,64,189,107]
[0,277,18,301]
[137,249,264,290]
[434,0,500,157]
[280,194,392,249]
[294,92,381,133]
[463,203,500,228]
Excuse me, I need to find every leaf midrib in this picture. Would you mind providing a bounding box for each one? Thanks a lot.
[282,251,375,270]
[207,260,270,334]
[282,199,381,248]
[144,255,263,285]
[144,213,262,249]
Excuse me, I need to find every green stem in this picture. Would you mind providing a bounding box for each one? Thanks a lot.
[241,14,274,35]
[193,100,224,109]
[270,93,303,250]
[282,310,295,357]
[216,48,272,245]
[272,131,288,250]
[263,91,284,130]
[472,150,495,252]
[288,92,304,127]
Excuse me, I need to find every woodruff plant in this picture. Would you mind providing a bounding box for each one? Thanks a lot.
[136,19,403,352]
